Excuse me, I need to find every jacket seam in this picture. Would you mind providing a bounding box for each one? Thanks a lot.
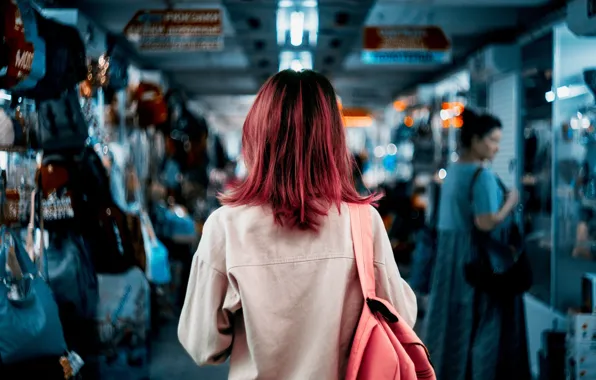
[228,256,385,272]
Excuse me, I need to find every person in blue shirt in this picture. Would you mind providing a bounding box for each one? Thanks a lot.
[423,109,530,380]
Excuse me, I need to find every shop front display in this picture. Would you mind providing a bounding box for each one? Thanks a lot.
[0,1,226,377]
[552,23,596,313]
[533,20,596,380]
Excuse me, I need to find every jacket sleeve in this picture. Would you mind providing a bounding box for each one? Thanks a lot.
[371,207,418,328]
[178,216,241,366]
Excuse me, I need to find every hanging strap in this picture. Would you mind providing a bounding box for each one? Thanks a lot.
[348,203,375,299]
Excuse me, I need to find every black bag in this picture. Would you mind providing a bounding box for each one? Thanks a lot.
[105,33,129,92]
[36,89,89,152]
[44,230,99,320]
[14,11,87,101]
[464,167,533,296]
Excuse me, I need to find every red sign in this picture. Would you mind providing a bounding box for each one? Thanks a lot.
[363,26,450,51]
[124,9,223,52]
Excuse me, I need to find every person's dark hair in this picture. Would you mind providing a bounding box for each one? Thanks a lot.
[459,109,502,148]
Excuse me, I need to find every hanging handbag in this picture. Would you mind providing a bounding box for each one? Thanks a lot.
[134,82,168,128]
[36,88,89,152]
[0,0,45,91]
[0,194,67,364]
[14,10,87,101]
[43,230,99,321]
[126,212,147,272]
[464,167,533,296]
[105,33,129,92]
[140,212,171,285]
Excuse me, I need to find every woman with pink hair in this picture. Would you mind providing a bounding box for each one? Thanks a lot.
[178,70,417,379]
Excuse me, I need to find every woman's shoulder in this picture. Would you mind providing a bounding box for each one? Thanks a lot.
[205,204,270,229]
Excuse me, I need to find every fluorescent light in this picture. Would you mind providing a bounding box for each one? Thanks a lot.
[290,11,304,47]
[279,0,293,6]
[557,86,570,98]
[303,0,317,6]
[0,152,7,170]
[290,59,303,72]
[0,90,11,101]
[544,91,555,102]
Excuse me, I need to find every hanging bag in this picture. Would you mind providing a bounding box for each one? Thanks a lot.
[0,191,67,364]
[0,0,46,91]
[345,204,435,380]
[140,211,171,285]
[36,88,89,152]
[463,167,533,296]
[14,10,87,101]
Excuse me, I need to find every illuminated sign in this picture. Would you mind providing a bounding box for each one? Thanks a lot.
[362,26,451,65]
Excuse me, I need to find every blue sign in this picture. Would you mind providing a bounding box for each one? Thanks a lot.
[361,50,451,65]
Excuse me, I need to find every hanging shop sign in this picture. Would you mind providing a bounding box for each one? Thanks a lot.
[361,26,451,65]
[124,9,223,52]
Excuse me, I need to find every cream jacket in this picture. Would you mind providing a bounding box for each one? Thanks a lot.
[179,203,417,380]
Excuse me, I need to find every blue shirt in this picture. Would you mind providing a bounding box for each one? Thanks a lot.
[437,163,503,231]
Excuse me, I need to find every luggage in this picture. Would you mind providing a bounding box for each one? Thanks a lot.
[94,268,151,379]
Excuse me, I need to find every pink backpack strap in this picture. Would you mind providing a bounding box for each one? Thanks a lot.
[348,203,376,299]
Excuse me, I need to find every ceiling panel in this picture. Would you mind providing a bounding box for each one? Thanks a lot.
[57,0,562,127]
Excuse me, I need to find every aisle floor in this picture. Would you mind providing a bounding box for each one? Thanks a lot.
[150,320,229,380]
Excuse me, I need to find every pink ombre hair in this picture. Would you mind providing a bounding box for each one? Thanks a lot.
[220,70,376,231]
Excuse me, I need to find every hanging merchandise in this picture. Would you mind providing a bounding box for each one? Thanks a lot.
[128,129,150,184]
[43,230,99,322]
[94,268,150,379]
[105,33,129,93]
[0,218,67,364]
[36,89,90,152]
[140,211,170,285]
[38,148,140,274]
[134,82,168,128]
[153,203,196,245]
[0,108,16,146]
[12,8,87,101]
[0,0,46,92]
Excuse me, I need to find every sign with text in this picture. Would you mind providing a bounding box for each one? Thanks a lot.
[362,26,451,65]
[124,9,223,52]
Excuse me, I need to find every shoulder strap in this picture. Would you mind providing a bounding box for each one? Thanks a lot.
[348,203,375,299]
[469,167,484,201]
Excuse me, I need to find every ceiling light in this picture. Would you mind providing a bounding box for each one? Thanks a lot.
[303,0,317,6]
[544,90,555,103]
[290,59,303,72]
[279,0,293,7]
[557,86,570,99]
[290,11,304,46]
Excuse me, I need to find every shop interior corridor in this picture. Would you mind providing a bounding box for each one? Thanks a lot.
[1,0,596,378]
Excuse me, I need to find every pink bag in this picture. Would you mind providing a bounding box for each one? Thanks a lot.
[346,204,436,380]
